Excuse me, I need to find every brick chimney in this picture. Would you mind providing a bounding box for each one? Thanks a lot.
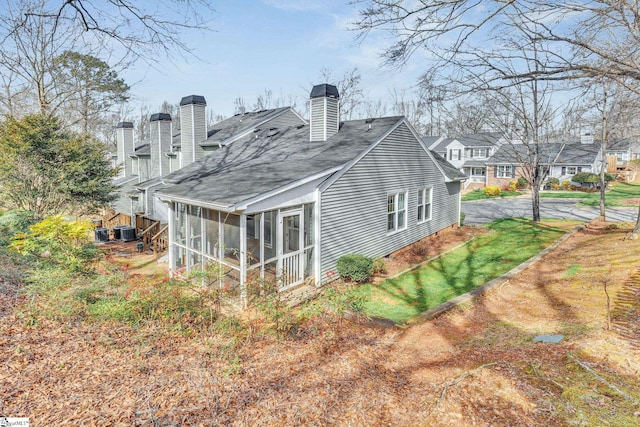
[116,121,134,177]
[180,95,207,167]
[309,84,339,142]
[149,113,172,178]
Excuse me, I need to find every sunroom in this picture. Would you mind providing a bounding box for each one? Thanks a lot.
[168,201,316,303]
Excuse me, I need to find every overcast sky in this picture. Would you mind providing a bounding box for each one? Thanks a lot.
[121,0,427,119]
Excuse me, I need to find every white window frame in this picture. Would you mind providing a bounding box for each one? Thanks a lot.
[417,187,432,223]
[387,192,407,234]
[497,165,513,178]
[471,167,486,176]
[449,148,461,161]
[472,148,488,158]
[567,166,578,175]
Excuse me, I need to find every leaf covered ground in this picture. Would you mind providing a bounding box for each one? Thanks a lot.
[1,221,639,426]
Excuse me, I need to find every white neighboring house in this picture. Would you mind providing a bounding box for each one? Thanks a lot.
[429,132,507,188]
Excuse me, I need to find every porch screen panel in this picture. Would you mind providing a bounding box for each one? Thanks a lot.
[304,204,314,247]
[189,205,202,252]
[246,213,260,266]
[176,203,187,245]
[204,209,220,258]
[263,210,276,262]
[304,247,314,280]
[222,213,241,266]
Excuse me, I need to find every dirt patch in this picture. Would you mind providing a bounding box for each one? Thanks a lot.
[620,198,640,206]
[1,220,639,425]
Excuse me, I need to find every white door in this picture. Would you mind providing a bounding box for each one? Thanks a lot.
[278,209,304,289]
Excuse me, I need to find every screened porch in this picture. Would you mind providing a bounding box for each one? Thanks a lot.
[170,202,316,302]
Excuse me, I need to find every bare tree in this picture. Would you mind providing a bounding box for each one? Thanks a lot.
[389,87,428,135]
[354,1,640,88]
[234,97,247,115]
[354,0,640,222]
[2,0,214,63]
[319,67,365,120]
[362,99,388,119]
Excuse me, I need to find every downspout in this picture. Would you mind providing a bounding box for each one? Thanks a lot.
[168,202,175,277]
[458,181,463,227]
[239,213,247,308]
[314,188,322,286]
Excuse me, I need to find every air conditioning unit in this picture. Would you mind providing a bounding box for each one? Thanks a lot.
[94,228,109,242]
[113,225,127,240]
[121,226,137,242]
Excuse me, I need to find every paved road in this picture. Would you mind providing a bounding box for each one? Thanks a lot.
[462,197,638,225]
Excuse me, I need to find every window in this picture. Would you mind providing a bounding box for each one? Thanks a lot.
[387,192,407,233]
[449,149,461,161]
[497,165,513,178]
[417,188,432,222]
[471,167,486,176]
[561,166,582,175]
[246,214,258,239]
[471,148,488,158]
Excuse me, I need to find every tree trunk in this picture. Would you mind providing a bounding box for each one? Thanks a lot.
[531,184,540,222]
[599,90,608,221]
[630,202,640,240]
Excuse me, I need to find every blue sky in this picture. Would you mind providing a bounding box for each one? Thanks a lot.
[122,0,427,118]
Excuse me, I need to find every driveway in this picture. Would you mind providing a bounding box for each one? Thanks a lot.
[462,196,639,225]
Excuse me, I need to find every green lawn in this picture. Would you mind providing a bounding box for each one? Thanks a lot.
[462,189,522,201]
[354,218,573,323]
[540,182,640,206]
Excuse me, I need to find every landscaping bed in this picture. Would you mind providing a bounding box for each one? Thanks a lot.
[541,182,640,206]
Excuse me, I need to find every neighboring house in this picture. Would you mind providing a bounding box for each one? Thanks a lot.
[430,132,507,188]
[551,141,602,182]
[606,138,640,169]
[110,100,306,224]
[485,138,602,187]
[154,84,466,302]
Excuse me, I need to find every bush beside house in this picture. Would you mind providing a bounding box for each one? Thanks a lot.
[336,254,374,283]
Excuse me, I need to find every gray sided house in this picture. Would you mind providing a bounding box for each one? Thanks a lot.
[156,85,466,302]
[111,97,306,224]
[551,141,602,182]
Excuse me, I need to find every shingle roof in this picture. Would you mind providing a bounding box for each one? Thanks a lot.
[487,142,599,166]
[463,159,488,167]
[431,137,455,152]
[159,117,404,206]
[136,177,163,191]
[555,143,600,165]
[487,143,563,164]
[456,132,504,147]
[169,107,296,148]
[607,139,631,151]
[113,175,138,187]
[422,135,443,148]
[133,143,150,155]
[430,152,467,180]
[158,116,461,208]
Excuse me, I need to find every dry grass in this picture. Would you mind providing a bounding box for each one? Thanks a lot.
[1,220,639,425]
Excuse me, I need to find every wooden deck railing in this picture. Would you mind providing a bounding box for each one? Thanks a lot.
[152,225,169,256]
[102,208,131,231]
[101,209,168,257]
[139,220,160,252]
